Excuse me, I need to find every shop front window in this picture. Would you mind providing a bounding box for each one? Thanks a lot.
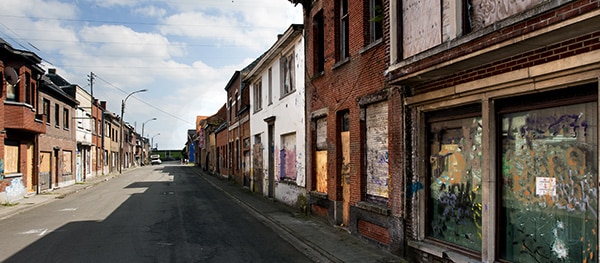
[500,101,598,262]
[427,108,483,252]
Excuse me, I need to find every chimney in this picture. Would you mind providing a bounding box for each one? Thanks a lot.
[100,101,107,110]
[48,68,56,74]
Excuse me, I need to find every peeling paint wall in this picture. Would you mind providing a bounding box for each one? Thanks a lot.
[366,101,389,200]
[252,143,264,193]
[274,181,307,207]
[280,133,297,181]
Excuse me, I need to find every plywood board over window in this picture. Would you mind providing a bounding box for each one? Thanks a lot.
[365,101,389,203]
[5,143,19,174]
[63,151,72,175]
[315,117,328,193]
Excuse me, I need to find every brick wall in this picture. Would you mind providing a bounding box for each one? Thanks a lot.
[412,30,600,94]
[391,0,600,88]
[303,0,402,251]
[358,219,392,245]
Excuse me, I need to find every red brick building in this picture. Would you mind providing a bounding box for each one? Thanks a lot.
[38,71,78,190]
[224,62,257,186]
[199,104,226,174]
[294,0,404,253]
[0,38,46,201]
[385,0,600,262]
[92,100,107,177]
[215,121,228,178]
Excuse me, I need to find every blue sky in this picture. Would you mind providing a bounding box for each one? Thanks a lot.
[1,0,302,149]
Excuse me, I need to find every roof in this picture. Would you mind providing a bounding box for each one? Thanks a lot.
[245,24,303,80]
[40,75,79,106]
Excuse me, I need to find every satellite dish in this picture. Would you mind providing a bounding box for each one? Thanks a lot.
[4,67,20,85]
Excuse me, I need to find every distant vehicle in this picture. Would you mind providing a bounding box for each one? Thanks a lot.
[150,154,162,165]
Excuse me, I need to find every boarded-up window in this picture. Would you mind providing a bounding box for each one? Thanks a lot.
[316,118,327,150]
[5,141,19,174]
[365,101,389,202]
[315,117,328,193]
[63,151,72,175]
[39,152,52,191]
[280,133,297,181]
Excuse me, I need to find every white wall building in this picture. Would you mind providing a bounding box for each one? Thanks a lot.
[247,24,306,207]
[74,85,93,181]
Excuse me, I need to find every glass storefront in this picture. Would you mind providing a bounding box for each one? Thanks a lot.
[428,112,483,252]
[500,101,598,262]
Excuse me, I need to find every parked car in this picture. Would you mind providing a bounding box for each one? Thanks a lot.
[150,154,162,165]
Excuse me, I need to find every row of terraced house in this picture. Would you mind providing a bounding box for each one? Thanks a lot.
[188,0,600,262]
[0,39,151,204]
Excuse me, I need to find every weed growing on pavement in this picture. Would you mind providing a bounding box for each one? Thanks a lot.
[1,201,19,207]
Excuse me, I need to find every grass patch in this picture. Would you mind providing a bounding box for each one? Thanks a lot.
[1,202,19,207]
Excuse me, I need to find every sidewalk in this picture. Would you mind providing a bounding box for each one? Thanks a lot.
[0,173,119,221]
[192,167,407,263]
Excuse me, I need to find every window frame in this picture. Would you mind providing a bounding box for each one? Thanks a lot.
[253,80,262,112]
[313,10,325,74]
[411,83,599,261]
[369,0,384,44]
[280,51,296,97]
[63,108,70,129]
[424,104,483,253]
[43,98,51,124]
[338,0,349,61]
[54,103,60,127]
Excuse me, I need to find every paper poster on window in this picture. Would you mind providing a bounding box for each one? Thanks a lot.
[536,177,557,196]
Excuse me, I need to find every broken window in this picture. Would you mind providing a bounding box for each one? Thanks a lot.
[427,105,483,252]
[280,52,295,97]
[500,100,598,262]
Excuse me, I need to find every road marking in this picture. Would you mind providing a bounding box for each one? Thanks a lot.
[60,208,78,211]
[20,228,49,236]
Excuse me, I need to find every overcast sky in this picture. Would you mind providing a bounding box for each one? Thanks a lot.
[1,0,302,149]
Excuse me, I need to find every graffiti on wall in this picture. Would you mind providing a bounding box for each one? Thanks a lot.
[470,0,544,30]
[5,177,26,204]
[501,103,597,262]
[429,118,483,252]
[366,101,389,200]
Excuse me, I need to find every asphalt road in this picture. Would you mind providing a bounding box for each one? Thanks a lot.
[0,163,312,263]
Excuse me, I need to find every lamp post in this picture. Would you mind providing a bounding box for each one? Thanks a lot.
[119,89,147,173]
[141,117,157,165]
[151,133,160,152]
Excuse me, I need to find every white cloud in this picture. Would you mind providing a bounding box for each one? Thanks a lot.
[133,5,166,18]
[0,0,302,148]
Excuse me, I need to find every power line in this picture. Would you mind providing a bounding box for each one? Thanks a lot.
[94,74,194,125]
[0,14,289,29]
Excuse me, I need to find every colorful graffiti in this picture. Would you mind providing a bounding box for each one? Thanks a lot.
[5,177,26,204]
[429,117,483,252]
[501,103,597,263]
[366,150,389,199]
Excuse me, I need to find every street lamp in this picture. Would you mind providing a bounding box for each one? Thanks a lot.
[141,117,157,165]
[151,133,160,151]
[119,89,147,173]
